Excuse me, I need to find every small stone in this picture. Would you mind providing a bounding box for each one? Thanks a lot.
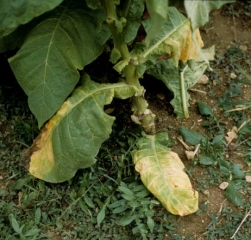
[240,45,248,52]
[197,75,209,84]
[105,108,114,114]
[219,182,229,190]
[157,93,165,100]
[230,73,237,79]
[185,150,195,160]
[246,175,251,183]
[203,190,209,196]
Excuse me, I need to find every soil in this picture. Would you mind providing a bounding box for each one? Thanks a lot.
[141,3,251,239]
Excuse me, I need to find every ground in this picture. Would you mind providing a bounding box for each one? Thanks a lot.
[1,2,251,239]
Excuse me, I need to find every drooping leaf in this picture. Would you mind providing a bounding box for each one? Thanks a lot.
[0,0,63,37]
[180,126,206,146]
[132,132,198,216]
[121,0,144,43]
[144,0,168,45]
[26,78,137,183]
[184,0,235,31]
[141,7,204,67]
[9,0,110,128]
[147,47,214,118]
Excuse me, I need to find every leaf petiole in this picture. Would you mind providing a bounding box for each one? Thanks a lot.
[180,65,189,118]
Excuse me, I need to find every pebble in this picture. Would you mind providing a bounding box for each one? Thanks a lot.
[157,93,165,100]
[219,182,229,190]
[230,73,237,79]
[239,45,248,52]
[246,176,251,183]
[197,75,209,84]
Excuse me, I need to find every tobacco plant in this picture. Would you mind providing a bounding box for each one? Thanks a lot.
[0,0,233,216]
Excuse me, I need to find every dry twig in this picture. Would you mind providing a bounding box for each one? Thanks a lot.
[230,207,251,239]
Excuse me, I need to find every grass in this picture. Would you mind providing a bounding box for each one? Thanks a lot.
[1,43,251,239]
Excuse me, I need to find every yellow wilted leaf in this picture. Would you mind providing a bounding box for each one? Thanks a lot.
[133,133,198,216]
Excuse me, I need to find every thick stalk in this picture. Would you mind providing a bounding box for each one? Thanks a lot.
[102,0,156,134]
[102,0,129,59]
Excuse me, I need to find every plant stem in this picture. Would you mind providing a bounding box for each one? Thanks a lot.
[102,0,129,59]
[102,0,140,89]
[102,0,156,134]
[180,65,189,118]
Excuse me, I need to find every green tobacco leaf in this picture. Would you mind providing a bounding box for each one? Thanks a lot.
[0,27,26,53]
[145,0,167,45]
[121,0,144,43]
[0,0,63,37]
[26,78,136,183]
[141,7,204,67]
[147,47,214,118]
[184,0,235,31]
[133,132,198,216]
[9,1,110,128]
[180,126,206,145]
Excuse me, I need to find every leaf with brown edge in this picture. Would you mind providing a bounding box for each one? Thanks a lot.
[26,76,137,183]
[141,7,204,67]
[132,132,198,216]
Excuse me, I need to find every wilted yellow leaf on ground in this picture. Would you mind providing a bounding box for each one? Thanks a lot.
[133,133,198,216]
